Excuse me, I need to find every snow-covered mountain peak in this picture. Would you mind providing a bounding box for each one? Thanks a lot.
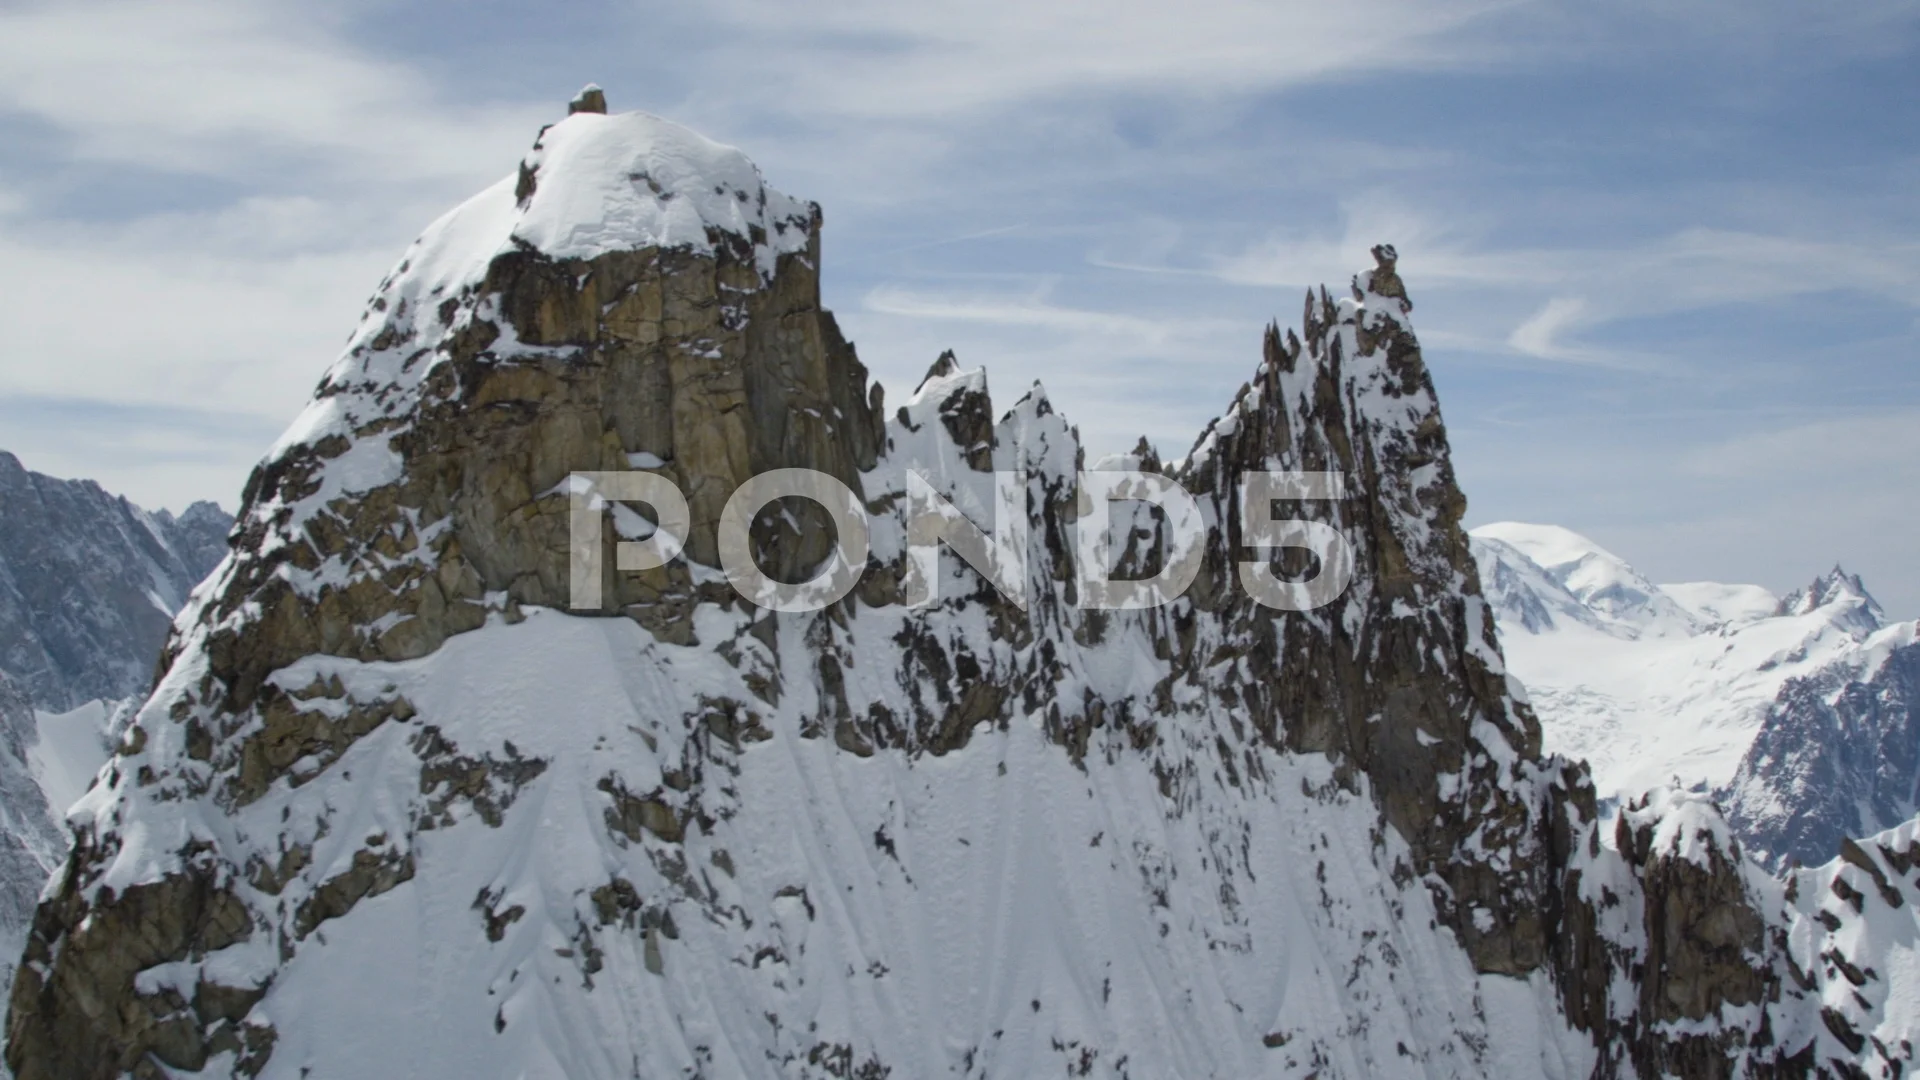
[1776,563,1885,634]
[510,105,814,273]
[1469,521,1699,638]
[265,96,813,465]
[1469,533,1604,635]
[15,161,1622,1070]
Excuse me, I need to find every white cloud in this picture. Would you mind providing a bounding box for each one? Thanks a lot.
[1507,296,1599,363]
[863,283,1240,351]
[0,0,567,507]
[0,229,390,411]
[0,0,541,183]
[1680,407,1920,483]
[685,0,1509,120]
[1207,193,1920,370]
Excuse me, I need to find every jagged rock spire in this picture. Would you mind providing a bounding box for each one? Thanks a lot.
[1778,563,1884,628]
[915,349,961,392]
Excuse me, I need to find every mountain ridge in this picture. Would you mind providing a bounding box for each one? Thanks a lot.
[3,96,1906,1079]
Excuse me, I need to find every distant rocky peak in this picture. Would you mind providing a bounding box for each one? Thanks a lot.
[0,451,232,710]
[1777,564,1885,632]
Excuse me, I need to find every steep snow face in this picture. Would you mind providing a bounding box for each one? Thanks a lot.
[71,609,1590,1080]
[1470,525,1903,803]
[27,698,118,822]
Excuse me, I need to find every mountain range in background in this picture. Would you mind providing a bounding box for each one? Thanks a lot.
[0,451,230,713]
[1471,522,1919,870]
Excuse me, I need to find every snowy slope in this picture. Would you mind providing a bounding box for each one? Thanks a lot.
[27,698,119,821]
[97,609,1590,1079]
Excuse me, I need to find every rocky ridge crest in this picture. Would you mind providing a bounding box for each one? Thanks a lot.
[2,97,1896,1080]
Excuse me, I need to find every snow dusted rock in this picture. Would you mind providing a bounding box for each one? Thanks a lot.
[1771,818,1920,1076]
[1776,566,1887,638]
[0,452,230,712]
[1725,624,1920,870]
[0,672,68,1002]
[568,83,607,116]
[1547,785,1827,1078]
[0,99,1887,1079]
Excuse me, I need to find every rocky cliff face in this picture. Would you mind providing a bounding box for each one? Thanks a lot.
[0,452,230,713]
[0,457,221,1079]
[0,97,1902,1080]
[1725,625,1920,871]
[0,672,68,1008]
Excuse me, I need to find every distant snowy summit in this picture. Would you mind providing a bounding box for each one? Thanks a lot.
[1470,522,1918,868]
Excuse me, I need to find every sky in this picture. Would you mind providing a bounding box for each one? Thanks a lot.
[0,0,1916,613]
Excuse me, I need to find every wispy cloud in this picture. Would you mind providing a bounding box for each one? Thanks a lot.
[0,0,541,183]
[863,283,1240,351]
[1206,197,1920,370]
[1507,297,1591,361]
[684,0,1512,120]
